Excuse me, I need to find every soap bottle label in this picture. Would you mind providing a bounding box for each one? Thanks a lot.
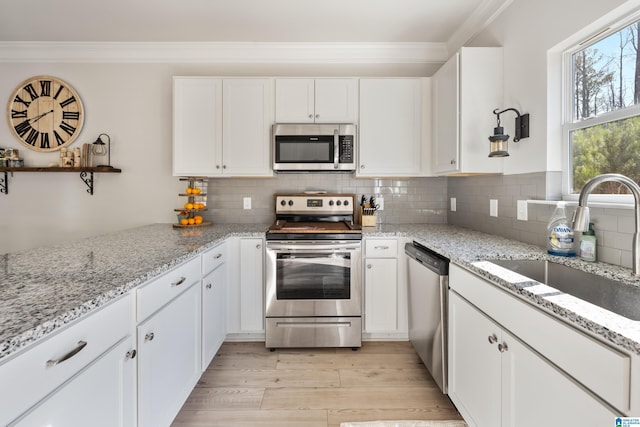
[549,224,574,251]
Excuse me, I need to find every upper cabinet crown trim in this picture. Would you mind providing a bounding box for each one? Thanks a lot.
[0,41,449,64]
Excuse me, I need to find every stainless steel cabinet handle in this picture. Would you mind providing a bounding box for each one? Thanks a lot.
[450,159,456,165]
[216,165,220,169]
[46,341,87,367]
[214,253,222,259]
[223,165,227,169]
[308,114,313,119]
[488,334,497,344]
[171,276,186,287]
[316,114,320,119]
[367,264,372,269]
[498,342,509,353]
[145,332,155,342]
[360,164,365,169]
[374,245,389,250]
[256,244,262,249]
[126,349,137,359]
[206,283,212,289]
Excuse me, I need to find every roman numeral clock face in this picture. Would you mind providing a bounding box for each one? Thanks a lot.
[7,76,84,152]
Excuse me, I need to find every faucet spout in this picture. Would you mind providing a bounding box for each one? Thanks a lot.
[574,173,640,275]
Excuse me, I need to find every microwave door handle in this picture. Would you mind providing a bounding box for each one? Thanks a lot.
[333,129,339,169]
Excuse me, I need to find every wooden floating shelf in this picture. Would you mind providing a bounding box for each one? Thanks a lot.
[0,166,122,195]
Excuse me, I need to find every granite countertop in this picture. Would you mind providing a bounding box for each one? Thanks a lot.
[2,222,639,363]
[364,223,640,356]
[0,223,269,361]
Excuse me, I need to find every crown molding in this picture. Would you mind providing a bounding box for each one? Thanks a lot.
[447,0,513,53]
[0,41,449,64]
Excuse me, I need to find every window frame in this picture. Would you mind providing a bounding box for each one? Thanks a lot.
[562,9,640,204]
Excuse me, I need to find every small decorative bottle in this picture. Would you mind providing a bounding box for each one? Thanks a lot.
[579,223,597,262]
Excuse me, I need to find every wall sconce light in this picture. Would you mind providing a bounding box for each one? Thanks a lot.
[91,133,113,168]
[488,108,530,157]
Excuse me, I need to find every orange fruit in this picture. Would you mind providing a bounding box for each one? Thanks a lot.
[194,217,203,225]
[179,218,188,226]
[194,188,201,194]
[194,215,203,221]
[184,202,194,210]
[188,218,195,225]
[185,187,193,194]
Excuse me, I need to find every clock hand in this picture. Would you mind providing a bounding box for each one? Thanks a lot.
[30,109,54,124]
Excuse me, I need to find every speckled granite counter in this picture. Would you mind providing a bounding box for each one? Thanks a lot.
[364,223,640,355]
[0,223,269,361]
[2,222,639,363]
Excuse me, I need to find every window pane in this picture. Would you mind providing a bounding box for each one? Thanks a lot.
[572,20,640,121]
[571,116,640,194]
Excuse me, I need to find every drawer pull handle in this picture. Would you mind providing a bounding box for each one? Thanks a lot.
[206,283,212,289]
[488,334,497,344]
[256,244,262,250]
[171,276,186,287]
[46,341,87,367]
[145,333,155,342]
[126,349,137,359]
[498,342,509,353]
[374,245,389,250]
[215,253,222,259]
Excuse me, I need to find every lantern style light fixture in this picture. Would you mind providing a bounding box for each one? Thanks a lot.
[488,108,530,157]
[91,133,113,168]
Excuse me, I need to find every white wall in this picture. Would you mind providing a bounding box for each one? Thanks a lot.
[470,0,633,175]
[0,62,430,254]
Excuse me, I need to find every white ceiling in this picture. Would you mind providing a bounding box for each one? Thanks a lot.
[0,0,505,44]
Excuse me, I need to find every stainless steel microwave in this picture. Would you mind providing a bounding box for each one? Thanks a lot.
[272,124,357,172]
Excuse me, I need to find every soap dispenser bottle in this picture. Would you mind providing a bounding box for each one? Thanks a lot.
[546,201,576,257]
[579,222,597,262]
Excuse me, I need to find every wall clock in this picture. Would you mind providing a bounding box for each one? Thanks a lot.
[6,75,84,152]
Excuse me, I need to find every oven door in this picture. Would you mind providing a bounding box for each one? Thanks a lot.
[265,240,362,317]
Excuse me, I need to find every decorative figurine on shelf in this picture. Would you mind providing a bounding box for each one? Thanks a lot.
[91,133,113,168]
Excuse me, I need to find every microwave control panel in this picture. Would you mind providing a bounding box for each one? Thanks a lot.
[339,136,354,163]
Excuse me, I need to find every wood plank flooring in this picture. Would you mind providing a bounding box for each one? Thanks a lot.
[172,341,462,427]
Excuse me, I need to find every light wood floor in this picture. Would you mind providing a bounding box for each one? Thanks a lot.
[172,341,462,427]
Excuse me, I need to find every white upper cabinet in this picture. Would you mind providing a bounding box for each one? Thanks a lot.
[275,78,358,123]
[358,78,427,177]
[173,77,273,177]
[432,47,504,175]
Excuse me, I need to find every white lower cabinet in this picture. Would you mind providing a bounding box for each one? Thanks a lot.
[13,336,137,427]
[202,261,227,370]
[137,281,201,427]
[227,237,264,337]
[448,264,623,427]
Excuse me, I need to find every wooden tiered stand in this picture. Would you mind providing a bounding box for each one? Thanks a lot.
[173,177,212,228]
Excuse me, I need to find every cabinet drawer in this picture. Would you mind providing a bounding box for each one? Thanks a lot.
[137,256,201,322]
[451,264,632,413]
[0,294,133,426]
[365,239,398,257]
[202,242,226,276]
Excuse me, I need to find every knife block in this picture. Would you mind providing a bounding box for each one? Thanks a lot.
[360,208,377,227]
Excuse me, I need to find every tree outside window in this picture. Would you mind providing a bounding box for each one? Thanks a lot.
[569,19,640,195]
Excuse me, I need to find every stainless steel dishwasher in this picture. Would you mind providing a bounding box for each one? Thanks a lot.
[405,241,449,394]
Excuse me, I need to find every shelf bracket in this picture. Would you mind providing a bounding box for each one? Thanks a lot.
[0,171,7,195]
[80,171,94,195]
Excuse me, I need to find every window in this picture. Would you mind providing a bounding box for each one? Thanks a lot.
[565,14,640,198]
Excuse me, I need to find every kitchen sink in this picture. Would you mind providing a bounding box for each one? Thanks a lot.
[488,259,640,321]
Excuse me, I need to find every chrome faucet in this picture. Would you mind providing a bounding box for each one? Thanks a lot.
[573,173,640,275]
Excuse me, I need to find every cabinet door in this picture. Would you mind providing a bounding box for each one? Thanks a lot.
[364,258,398,333]
[222,79,273,176]
[359,79,422,176]
[314,78,358,123]
[202,263,227,371]
[239,238,264,332]
[432,54,460,174]
[448,291,501,427]
[275,78,315,123]
[502,331,618,427]
[173,77,223,176]
[14,336,137,427]
[137,282,201,427]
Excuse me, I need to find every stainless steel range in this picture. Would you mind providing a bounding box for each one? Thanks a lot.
[265,193,362,349]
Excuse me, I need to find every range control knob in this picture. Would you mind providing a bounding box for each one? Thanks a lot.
[288,200,294,206]
[280,200,286,206]
[336,200,342,206]
[329,200,334,206]
[344,200,349,206]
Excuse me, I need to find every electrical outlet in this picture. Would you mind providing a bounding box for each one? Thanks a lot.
[490,199,498,217]
[243,197,251,210]
[450,197,457,212]
[377,197,384,211]
[517,200,528,221]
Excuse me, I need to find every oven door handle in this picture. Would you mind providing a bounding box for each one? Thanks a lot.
[267,242,360,251]
[333,128,340,169]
